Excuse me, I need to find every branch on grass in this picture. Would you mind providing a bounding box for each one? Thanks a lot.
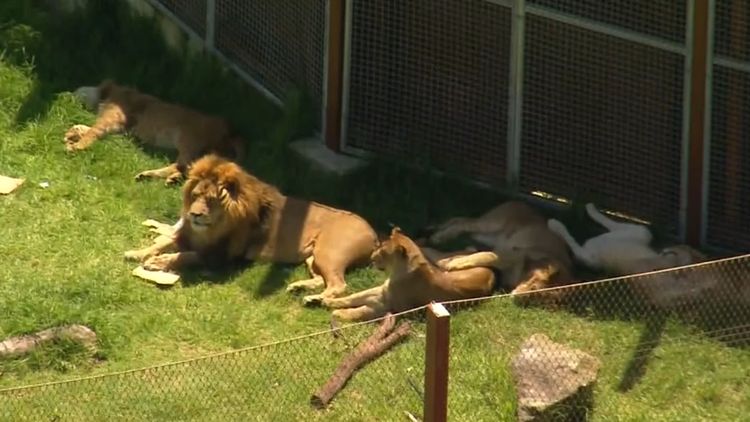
[0,324,97,358]
[311,313,411,409]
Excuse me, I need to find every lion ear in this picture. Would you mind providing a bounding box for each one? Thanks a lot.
[390,226,402,237]
[220,178,239,199]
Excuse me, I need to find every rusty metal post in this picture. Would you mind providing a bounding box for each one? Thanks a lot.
[685,0,711,246]
[323,0,346,152]
[424,302,451,422]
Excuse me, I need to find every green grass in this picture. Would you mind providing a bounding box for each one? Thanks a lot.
[0,1,748,421]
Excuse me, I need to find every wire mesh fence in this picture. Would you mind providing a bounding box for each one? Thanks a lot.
[706,0,750,252]
[0,309,427,422]
[443,253,750,420]
[1,255,748,420]
[344,0,512,185]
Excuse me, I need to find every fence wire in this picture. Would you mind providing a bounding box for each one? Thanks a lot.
[1,256,749,420]
[0,308,427,422]
[706,0,750,252]
[442,254,750,421]
[345,0,512,185]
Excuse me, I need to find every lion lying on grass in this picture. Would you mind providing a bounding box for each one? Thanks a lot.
[425,201,574,302]
[320,227,495,322]
[66,79,244,184]
[124,154,378,303]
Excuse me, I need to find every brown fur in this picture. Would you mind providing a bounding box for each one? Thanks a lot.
[65,80,245,184]
[124,154,378,304]
[427,201,574,299]
[321,228,495,322]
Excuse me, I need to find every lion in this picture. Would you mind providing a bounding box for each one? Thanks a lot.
[123,154,379,304]
[65,79,245,184]
[320,227,495,322]
[547,203,717,309]
[424,201,574,301]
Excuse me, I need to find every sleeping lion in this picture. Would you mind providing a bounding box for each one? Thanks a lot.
[124,154,379,304]
[66,79,245,184]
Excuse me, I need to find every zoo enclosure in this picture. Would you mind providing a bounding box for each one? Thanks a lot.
[144,0,749,253]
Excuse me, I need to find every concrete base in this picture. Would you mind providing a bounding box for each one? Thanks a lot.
[289,138,366,177]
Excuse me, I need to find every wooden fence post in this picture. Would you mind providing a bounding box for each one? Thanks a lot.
[324,0,346,152]
[424,302,451,422]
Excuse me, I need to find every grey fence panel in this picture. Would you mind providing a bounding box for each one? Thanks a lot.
[157,0,207,37]
[344,0,512,185]
[518,6,687,235]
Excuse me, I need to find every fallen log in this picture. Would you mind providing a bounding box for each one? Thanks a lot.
[311,314,411,409]
[0,324,97,358]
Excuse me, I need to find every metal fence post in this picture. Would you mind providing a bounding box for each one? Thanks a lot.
[424,302,450,422]
[323,0,346,152]
[685,0,711,246]
[506,0,526,189]
[205,0,215,49]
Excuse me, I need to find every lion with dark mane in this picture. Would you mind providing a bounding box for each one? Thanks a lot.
[124,154,378,303]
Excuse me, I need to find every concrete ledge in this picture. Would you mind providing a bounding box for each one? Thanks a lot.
[289,138,366,177]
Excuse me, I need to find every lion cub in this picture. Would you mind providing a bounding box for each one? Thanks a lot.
[124,154,378,304]
[66,80,244,184]
[321,228,495,322]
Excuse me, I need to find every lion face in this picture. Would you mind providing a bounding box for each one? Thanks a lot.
[371,227,423,274]
[181,155,249,234]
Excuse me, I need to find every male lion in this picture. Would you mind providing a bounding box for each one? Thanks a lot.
[65,79,244,184]
[320,227,495,322]
[425,201,574,300]
[124,154,378,304]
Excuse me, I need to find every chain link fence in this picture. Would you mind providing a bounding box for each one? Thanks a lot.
[706,0,750,252]
[0,308,427,421]
[443,253,750,420]
[2,255,748,420]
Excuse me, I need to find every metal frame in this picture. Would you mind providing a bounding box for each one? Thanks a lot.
[506,0,525,188]
[700,0,716,246]
[338,0,357,154]
[320,0,331,138]
[144,0,284,107]
[679,0,697,242]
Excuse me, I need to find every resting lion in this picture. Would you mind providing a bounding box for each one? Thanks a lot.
[425,201,574,300]
[321,227,495,322]
[65,79,245,184]
[123,154,378,303]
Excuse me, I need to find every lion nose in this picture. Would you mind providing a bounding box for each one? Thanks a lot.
[189,211,203,218]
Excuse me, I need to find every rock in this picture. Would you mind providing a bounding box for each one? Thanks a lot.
[511,334,600,421]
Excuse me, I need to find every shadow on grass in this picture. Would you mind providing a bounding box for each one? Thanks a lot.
[616,312,667,392]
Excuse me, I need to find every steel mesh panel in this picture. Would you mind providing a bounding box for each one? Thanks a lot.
[714,0,750,62]
[527,0,687,44]
[214,0,326,115]
[706,65,750,252]
[345,0,511,185]
[155,0,206,37]
[520,15,685,233]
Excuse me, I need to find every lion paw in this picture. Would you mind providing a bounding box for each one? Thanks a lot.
[134,171,152,182]
[64,124,89,143]
[143,253,177,272]
[164,173,183,186]
[124,249,149,262]
[302,294,324,307]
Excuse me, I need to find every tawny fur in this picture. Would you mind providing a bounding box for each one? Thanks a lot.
[124,154,378,304]
[66,80,245,184]
[321,228,495,322]
[548,203,716,308]
[426,201,574,296]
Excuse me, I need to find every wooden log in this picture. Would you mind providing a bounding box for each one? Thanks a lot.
[311,314,412,409]
[0,324,97,358]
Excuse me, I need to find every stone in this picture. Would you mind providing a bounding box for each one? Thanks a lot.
[511,334,600,422]
[289,138,366,177]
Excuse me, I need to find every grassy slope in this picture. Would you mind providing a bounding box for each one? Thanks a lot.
[0,1,748,421]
